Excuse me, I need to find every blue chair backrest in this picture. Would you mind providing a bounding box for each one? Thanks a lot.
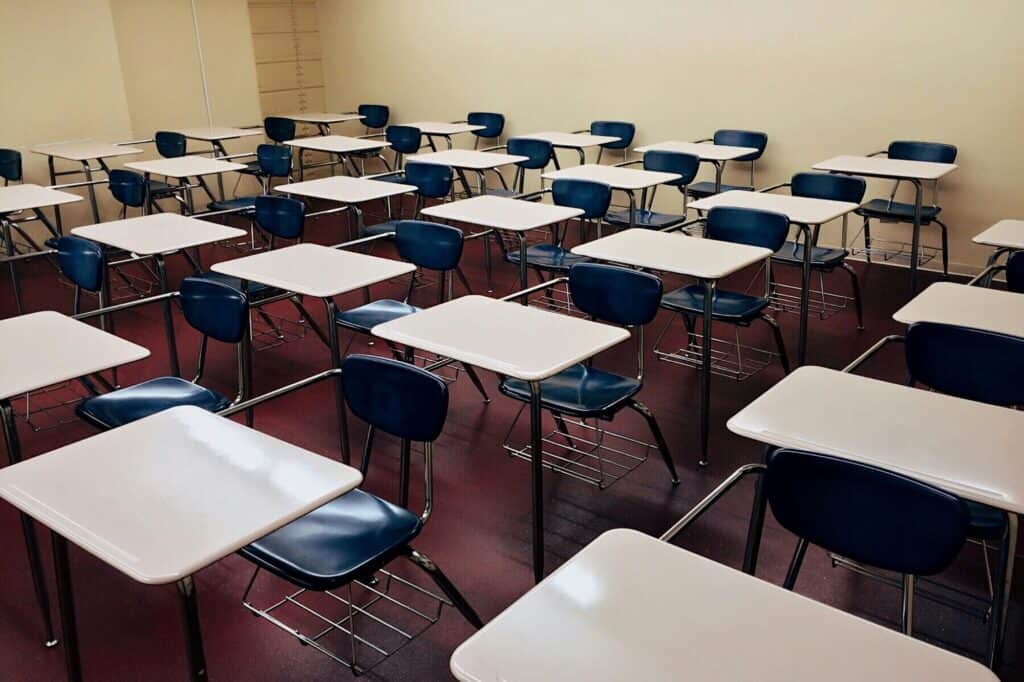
[569,263,662,326]
[765,449,969,575]
[264,117,296,143]
[179,276,249,344]
[643,150,700,187]
[552,179,612,219]
[358,104,389,129]
[342,354,449,442]
[395,220,464,271]
[905,322,1024,407]
[257,144,292,178]
[107,170,146,208]
[155,131,187,159]
[888,141,957,164]
[507,137,553,170]
[56,236,104,292]
[706,206,789,251]
[590,121,635,150]
[255,195,304,240]
[791,172,866,204]
[713,129,768,162]
[467,112,505,138]
[404,161,452,199]
[386,125,422,155]
[0,149,22,183]
[1007,251,1024,294]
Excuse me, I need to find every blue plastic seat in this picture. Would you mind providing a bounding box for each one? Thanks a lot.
[606,150,701,228]
[505,243,589,271]
[770,243,847,268]
[686,130,768,199]
[590,120,635,162]
[229,143,294,187]
[76,377,231,430]
[661,285,770,322]
[107,169,175,217]
[263,116,296,143]
[468,112,505,147]
[358,104,389,131]
[501,364,641,416]
[360,162,451,236]
[335,299,420,332]
[0,149,22,185]
[1007,251,1024,294]
[490,137,554,196]
[206,196,257,212]
[154,131,187,158]
[856,199,942,220]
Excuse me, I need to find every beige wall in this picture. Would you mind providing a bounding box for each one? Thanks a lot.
[319,0,1024,273]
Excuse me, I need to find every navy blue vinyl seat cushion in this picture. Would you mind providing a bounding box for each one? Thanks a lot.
[966,502,1008,541]
[56,236,104,292]
[76,377,231,430]
[1007,251,1024,294]
[772,243,848,268]
[360,219,400,238]
[335,299,420,332]
[661,285,769,322]
[238,489,422,591]
[605,209,687,229]
[207,196,258,213]
[468,112,505,138]
[501,365,641,417]
[506,243,589,272]
[856,199,942,222]
[687,181,754,198]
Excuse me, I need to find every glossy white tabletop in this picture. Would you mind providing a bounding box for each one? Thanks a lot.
[634,140,758,161]
[31,140,145,161]
[408,149,528,170]
[373,295,629,381]
[813,155,958,181]
[728,366,1024,514]
[275,175,415,203]
[73,214,245,256]
[285,135,389,153]
[210,243,416,298]
[973,219,1024,250]
[691,190,860,225]
[519,131,620,148]
[451,529,997,682]
[124,156,246,178]
[284,112,364,124]
[572,229,771,280]
[172,127,262,142]
[0,406,362,584]
[421,195,582,232]
[404,121,485,135]
[0,184,83,214]
[543,163,680,190]
[893,282,1024,338]
[0,311,149,400]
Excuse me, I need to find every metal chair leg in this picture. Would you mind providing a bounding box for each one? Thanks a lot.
[628,399,679,484]
[461,364,491,403]
[934,218,950,277]
[783,538,809,590]
[405,548,483,629]
[901,574,916,635]
[761,314,790,373]
[839,263,864,330]
[862,216,872,263]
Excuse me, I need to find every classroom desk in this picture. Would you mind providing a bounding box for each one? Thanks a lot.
[31,140,145,226]
[409,149,528,197]
[542,163,680,231]
[282,112,365,135]
[123,157,246,215]
[519,131,621,167]
[0,311,149,649]
[0,405,362,681]
[170,127,262,198]
[973,219,1024,283]
[73,214,246,376]
[421,195,583,290]
[450,528,997,682]
[0,184,84,312]
[274,175,415,237]
[812,155,958,296]
[893,281,1024,338]
[210,242,416,461]
[634,140,759,193]
[403,121,485,150]
[690,190,860,366]
[373,294,629,583]
[572,229,771,466]
[285,135,391,179]
[727,364,1024,665]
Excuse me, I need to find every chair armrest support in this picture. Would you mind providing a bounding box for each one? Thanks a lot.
[842,334,905,374]
[660,463,766,543]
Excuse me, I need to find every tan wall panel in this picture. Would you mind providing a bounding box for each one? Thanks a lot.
[248,3,319,34]
[252,33,322,63]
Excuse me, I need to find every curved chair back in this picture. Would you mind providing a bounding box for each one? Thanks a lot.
[791,172,866,204]
[107,170,146,208]
[56,236,105,292]
[590,121,635,150]
[766,449,969,575]
[395,220,464,272]
[155,131,187,159]
[179,276,249,344]
[358,104,390,130]
[905,321,1024,407]
[569,263,662,326]
[713,129,768,161]
[404,161,452,199]
[257,144,292,178]
[552,179,612,219]
[0,149,22,184]
[706,206,789,251]
[467,112,505,139]
[507,137,553,170]
[643,150,700,187]
[386,125,422,155]
[342,354,449,442]
[264,116,296,144]
[255,195,305,241]
[888,141,957,164]
[1007,251,1024,294]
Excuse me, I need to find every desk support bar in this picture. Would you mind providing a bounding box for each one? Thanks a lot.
[218,368,341,417]
[842,334,905,374]
[660,463,766,543]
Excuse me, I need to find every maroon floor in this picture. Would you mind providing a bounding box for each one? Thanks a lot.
[0,208,1019,680]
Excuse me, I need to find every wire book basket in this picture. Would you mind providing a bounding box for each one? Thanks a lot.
[653,315,778,381]
[16,381,92,432]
